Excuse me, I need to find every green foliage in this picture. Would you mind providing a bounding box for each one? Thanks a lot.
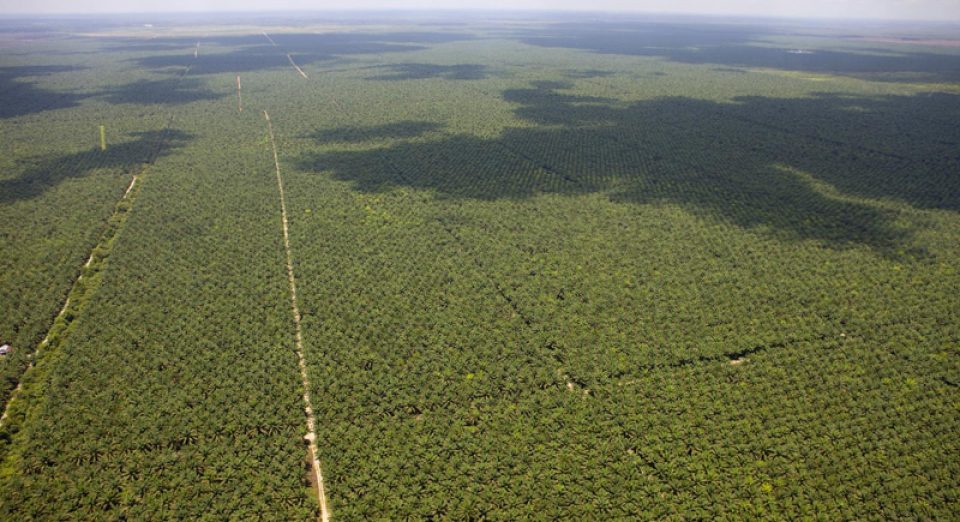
[0,58,184,413]
[1,13,959,520]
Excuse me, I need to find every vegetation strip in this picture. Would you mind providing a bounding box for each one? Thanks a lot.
[0,170,142,429]
[263,110,329,522]
[18,423,293,473]
[0,55,193,464]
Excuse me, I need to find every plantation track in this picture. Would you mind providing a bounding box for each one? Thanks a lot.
[258,30,309,78]
[287,54,310,79]
[123,174,138,197]
[263,110,329,522]
[236,75,243,112]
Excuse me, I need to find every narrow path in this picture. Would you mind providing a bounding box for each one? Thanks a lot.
[123,175,138,197]
[236,75,243,112]
[263,110,330,522]
[287,54,310,79]
[259,31,309,79]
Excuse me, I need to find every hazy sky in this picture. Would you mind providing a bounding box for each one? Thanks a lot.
[1,0,959,21]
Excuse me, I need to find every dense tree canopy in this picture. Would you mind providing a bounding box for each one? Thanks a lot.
[0,13,957,520]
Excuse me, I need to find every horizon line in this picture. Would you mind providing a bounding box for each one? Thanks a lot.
[0,8,959,25]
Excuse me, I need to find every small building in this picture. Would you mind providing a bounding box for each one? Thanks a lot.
[0,344,10,356]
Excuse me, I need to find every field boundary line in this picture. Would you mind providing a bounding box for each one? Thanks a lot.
[379,151,587,393]
[377,155,542,328]
[438,222,535,327]
[263,110,329,522]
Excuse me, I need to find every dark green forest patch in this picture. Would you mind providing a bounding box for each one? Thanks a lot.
[0,65,88,119]
[517,22,960,83]
[298,84,959,254]
[1,129,192,204]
